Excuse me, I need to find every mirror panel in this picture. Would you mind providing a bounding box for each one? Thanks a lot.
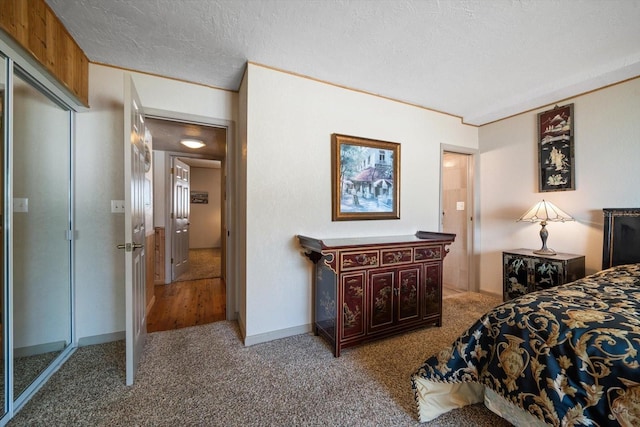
[11,68,72,398]
[0,52,5,416]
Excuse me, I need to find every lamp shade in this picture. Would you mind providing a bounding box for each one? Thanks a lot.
[517,199,574,223]
[517,200,574,255]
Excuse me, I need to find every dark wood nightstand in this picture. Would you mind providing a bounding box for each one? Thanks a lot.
[503,249,585,301]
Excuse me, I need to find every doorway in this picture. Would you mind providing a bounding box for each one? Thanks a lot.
[144,114,232,332]
[441,147,477,295]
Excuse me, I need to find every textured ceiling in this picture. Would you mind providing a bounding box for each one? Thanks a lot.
[46,0,640,125]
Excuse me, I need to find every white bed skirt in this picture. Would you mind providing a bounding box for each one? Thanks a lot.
[413,378,548,426]
[413,378,483,422]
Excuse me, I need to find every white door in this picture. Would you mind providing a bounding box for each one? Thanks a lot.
[442,151,471,292]
[122,75,147,385]
[172,158,191,280]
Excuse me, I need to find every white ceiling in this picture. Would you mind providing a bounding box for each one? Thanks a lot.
[46,0,640,126]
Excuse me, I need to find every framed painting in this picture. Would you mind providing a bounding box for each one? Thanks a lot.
[331,133,400,221]
[190,191,208,204]
[537,103,575,192]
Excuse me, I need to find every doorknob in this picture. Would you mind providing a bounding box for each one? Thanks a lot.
[117,243,144,251]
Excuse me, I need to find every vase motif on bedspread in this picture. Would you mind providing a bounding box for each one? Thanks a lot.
[412,263,640,427]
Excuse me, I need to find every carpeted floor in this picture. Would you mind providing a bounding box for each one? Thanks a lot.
[175,248,221,282]
[9,292,512,426]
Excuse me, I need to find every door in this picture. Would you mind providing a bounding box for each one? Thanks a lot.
[123,75,147,385]
[441,151,472,292]
[172,158,191,280]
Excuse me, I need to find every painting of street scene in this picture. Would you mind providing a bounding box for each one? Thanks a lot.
[331,134,400,221]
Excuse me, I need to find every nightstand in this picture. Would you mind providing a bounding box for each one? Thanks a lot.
[503,249,585,301]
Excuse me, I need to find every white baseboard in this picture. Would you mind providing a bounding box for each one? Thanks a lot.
[78,331,125,347]
[244,323,312,347]
[14,340,67,358]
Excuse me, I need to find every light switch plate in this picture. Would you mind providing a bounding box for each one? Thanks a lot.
[111,200,125,213]
[456,201,465,211]
[13,198,28,213]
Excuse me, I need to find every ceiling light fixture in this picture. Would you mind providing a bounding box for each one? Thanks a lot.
[180,138,205,149]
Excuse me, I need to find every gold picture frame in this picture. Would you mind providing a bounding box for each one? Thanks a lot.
[331,133,400,221]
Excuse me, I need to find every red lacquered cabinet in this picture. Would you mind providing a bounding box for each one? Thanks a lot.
[298,231,455,356]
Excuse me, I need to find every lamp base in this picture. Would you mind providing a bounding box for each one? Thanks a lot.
[534,221,557,255]
[533,248,557,256]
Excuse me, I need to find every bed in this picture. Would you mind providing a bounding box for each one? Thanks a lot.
[411,208,640,426]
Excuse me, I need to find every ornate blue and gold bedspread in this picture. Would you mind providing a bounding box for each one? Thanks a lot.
[412,264,640,426]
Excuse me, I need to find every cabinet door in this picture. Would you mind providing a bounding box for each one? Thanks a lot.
[423,263,441,318]
[369,270,394,331]
[397,267,420,322]
[503,254,530,300]
[532,259,563,291]
[341,273,365,339]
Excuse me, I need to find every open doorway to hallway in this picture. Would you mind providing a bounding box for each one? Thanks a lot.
[441,148,476,298]
[144,117,228,332]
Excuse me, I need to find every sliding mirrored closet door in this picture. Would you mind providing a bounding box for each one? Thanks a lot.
[10,67,73,402]
[0,52,6,419]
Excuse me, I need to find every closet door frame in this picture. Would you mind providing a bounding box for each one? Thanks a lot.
[0,35,80,423]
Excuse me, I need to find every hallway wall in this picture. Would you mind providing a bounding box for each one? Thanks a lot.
[190,166,222,248]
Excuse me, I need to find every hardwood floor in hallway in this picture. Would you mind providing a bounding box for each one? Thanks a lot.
[147,278,226,333]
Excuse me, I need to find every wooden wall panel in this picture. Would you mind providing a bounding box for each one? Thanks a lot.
[145,233,156,316]
[154,227,166,284]
[0,0,89,106]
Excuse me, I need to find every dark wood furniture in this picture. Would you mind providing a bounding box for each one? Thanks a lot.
[503,249,585,301]
[602,208,640,269]
[298,231,455,357]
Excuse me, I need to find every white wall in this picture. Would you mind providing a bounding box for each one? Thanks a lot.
[75,64,236,341]
[478,77,640,295]
[189,166,222,248]
[243,64,478,342]
[237,72,248,336]
[152,150,166,228]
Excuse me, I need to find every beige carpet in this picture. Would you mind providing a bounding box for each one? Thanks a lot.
[9,292,511,426]
[175,248,221,282]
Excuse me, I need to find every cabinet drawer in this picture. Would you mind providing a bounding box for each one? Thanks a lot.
[381,248,413,266]
[341,250,379,270]
[414,245,442,262]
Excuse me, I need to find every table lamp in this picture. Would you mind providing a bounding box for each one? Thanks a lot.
[517,199,574,255]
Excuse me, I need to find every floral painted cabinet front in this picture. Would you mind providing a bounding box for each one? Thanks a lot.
[369,266,421,333]
[298,232,455,357]
[341,272,365,339]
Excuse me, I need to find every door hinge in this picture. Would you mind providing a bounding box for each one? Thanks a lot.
[171,258,173,264]
[170,167,174,174]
